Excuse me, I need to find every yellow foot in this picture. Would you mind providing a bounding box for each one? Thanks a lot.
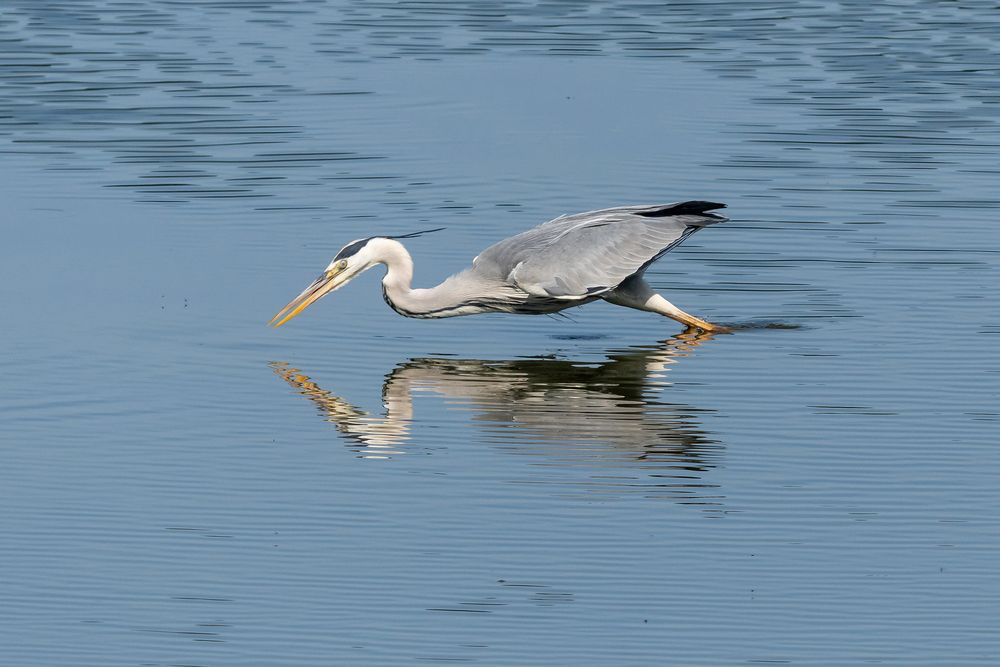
[674,313,732,334]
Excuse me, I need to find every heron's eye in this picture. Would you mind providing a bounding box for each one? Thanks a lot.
[337,260,348,270]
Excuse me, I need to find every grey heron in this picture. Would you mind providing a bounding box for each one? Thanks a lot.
[270,200,729,332]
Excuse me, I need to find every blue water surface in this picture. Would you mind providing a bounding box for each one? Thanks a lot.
[2,2,999,665]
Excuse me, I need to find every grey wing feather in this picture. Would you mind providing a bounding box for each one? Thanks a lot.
[474,201,727,299]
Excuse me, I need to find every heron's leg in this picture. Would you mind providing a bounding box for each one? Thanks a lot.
[605,277,730,333]
[641,294,731,332]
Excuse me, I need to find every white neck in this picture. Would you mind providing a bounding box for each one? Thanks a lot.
[368,238,485,318]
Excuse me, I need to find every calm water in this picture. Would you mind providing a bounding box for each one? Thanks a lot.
[3,1,999,665]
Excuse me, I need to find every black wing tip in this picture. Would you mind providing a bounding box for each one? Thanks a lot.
[636,200,727,218]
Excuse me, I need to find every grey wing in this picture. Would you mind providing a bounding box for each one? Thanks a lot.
[475,201,727,299]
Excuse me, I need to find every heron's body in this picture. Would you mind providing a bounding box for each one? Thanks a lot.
[271,200,730,332]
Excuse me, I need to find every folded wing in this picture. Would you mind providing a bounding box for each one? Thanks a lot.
[475,201,727,299]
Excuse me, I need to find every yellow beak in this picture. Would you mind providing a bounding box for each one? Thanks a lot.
[269,266,347,328]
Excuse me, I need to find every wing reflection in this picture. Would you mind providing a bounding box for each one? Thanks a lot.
[271,331,725,505]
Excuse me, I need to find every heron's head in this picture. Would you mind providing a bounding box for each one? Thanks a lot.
[269,237,383,328]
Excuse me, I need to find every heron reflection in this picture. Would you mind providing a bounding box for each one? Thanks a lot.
[271,331,725,504]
